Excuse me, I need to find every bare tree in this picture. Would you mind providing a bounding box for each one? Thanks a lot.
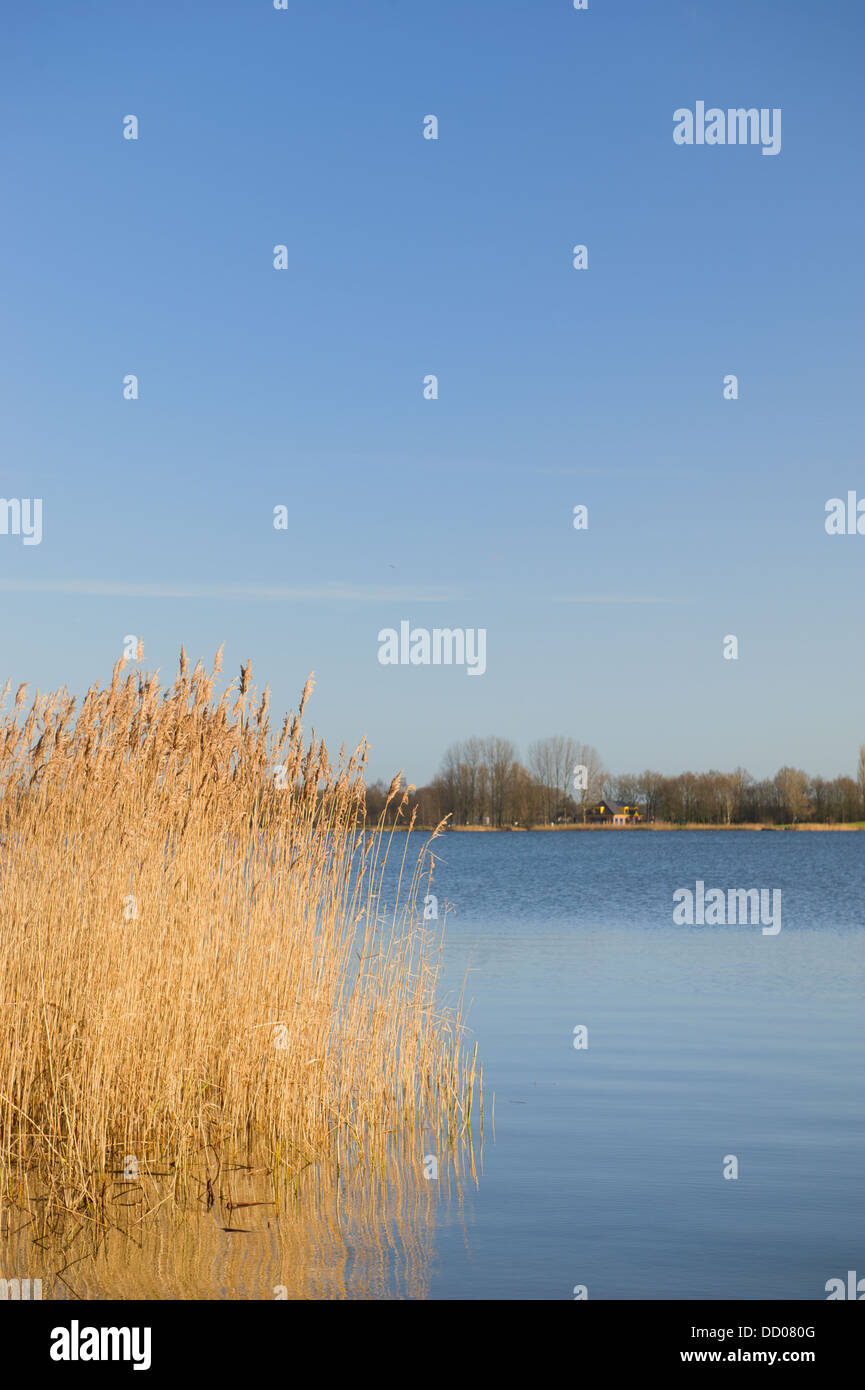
[529,736,605,822]
[639,770,664,821]
[509,762,541,825]
[481,736,519,827]
[570,743,606,820]
[614,774,642,803]
[774,766,810,822]
[528,738,557,824]
[439,737,486,824]
[433,742,864,828]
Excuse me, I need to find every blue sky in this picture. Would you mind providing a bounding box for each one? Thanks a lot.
[1,0,863,786]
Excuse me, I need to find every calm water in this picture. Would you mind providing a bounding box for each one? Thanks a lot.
[10,831,862,1300]
[410,830,864,1300]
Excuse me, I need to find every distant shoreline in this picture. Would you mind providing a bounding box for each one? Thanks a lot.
[388,822,865,833]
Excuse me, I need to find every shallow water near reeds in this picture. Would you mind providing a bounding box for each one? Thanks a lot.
[4,831,862,1300]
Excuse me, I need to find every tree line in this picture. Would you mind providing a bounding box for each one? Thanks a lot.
[364,737,865,827]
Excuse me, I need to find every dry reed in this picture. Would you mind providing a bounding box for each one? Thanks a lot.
[0,648,478,1222]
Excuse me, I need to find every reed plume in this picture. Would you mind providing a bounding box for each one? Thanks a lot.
[0,648,477,1220]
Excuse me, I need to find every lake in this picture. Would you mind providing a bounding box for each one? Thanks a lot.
[10,830,862,1301]
[417,829,864,1300]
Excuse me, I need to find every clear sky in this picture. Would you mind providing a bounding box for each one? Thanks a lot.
[1,1,863,787]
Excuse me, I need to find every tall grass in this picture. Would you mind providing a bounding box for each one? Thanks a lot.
[0,647,477,1221]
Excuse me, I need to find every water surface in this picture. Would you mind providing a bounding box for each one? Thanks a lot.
[6,831,861,1300]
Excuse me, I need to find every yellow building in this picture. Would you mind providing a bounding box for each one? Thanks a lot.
[586,800,642,825]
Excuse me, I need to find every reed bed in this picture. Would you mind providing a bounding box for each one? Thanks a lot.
[0,647,478,1223]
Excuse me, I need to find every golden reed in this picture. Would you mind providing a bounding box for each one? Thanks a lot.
[0,647,479,1224]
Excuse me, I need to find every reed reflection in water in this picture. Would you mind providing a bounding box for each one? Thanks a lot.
[2,1134,480,1300]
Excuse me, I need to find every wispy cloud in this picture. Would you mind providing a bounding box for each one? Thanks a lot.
[529,467,693,478]
[0,579,454,603]
[553,595,690,605]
